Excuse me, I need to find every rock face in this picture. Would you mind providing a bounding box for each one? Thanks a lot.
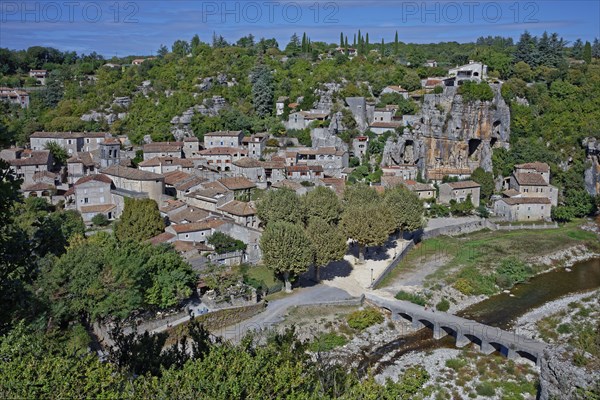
[539,345,600,400]
[583,137,600,196]
[382,85,510,177]
[170,96,228,141]
[311,127,348,150]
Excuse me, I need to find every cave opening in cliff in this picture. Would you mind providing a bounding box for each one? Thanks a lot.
[403,140,415,164]
[493,120,501,135]
[490,137,498,148]
[468,139,482,157]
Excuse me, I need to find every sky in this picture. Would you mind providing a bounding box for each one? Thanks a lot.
[1,0,599,56]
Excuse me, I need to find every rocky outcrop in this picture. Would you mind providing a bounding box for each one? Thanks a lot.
[315,82,341,111]
[311,127,348,150]
[382,85,510,177]
[583,137,600,196]
[170,96,228,141]
[539,345,600,399]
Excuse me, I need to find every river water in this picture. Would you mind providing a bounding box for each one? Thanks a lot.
[359,257,600,373]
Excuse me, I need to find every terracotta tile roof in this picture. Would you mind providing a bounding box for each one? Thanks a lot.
[80,204,117,213]
[187,187,231,201]
[171,219,226,233]
[33,171,57,181]
[369,121,402,128]
[514,173,548,186]
[309,165,323,172]
[159,199,186,214]
[170,206,210,224]
[298,111,329,119]
[406,182,435,192]
[22,182,55,192]
[233,158,264,168]
[199,147,247,156]
[64,187,75,196]
[138,157,194,168]
[75,174,113,186]
[143,142,183,153]
[320,177,346,196]
[499,197,551,206]
[218,200,257,216]
[205,130,243,137]
[446,180,481,189]
[502,189,520,198]
[261,161,286,169]
[30,131,108,139]
[381,175,406,188]
[217,177,256,190]
[514,162,550,173]
[183,137,199,142]
[148,232,176,245]
[67,152,95,166]
[102,165,164,181]
[286,165,310,173]
[175,176,207,192]
[163,170,193,186]
[9,150,51,166]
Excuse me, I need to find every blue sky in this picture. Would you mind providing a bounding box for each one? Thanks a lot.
[1,1,599,56]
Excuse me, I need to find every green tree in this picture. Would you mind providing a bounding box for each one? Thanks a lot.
[250,65,274,117]
[207,232,247,254]
[114,198,164,243]
[383,187,425,234]
[471,167,495,202]
[302,186,343,225]
[306,218,347,282]
[583,41,592,64]
[256,188,303,226]
[91,213,109,227]
[260,221,313,292]
[341,199,392,263]
[44,141,68,165]
[449,195,474,216]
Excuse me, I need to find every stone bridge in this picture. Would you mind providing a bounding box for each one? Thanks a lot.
[366,294,547,365]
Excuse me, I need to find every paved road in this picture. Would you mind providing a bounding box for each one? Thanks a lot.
[214,285,354,342]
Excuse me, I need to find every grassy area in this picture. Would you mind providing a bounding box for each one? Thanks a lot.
[376,220,599,291]
[238,264,282,294]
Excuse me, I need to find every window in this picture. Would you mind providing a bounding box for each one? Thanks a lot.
[185,234,189,238]
[84,198,89,204]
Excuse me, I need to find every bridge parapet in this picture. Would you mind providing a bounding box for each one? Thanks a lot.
[366,294,547,365]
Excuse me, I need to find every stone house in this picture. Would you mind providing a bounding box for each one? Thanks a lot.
[286,111,329,130]
[352,136,369,159]
[381,165,419,181]
[102,165,164,203]
[286,165,323,180]
[494,197,551,222]
[242,134,268,159]
[30,131,108,154]
[510,172,558,207]
[0,87,29,108]
[296,147,349,171]
[183,137,201,158]
[204,131,244,149]
[185,187,234,212]
[4,149,53,186]
[438,180,481,207]
[404,181,436,200]
[29,69,47,85]
[372,108,395,123]
[138,157,194,174]
[381,85,409,99]
[142,142,183,160]
[198,147,247,172]
[70,174,118,223]
[214,177,256,201]
[67,152,97,185]
[218,200,259,229]
[166,219,226,243]
[514,162,551,183]
[448,61,488,83]
[369,121,402,135]
[163,171,207,199]
[272,179,311,196]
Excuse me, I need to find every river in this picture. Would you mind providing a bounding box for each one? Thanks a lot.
[359,257,600,374]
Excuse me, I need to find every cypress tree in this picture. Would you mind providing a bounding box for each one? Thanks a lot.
[395,31,399,54]
[340,32,344,48]
[584,41,592,63]
[381,38,385,55]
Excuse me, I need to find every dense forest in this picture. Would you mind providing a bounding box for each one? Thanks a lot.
[1,31,600,394]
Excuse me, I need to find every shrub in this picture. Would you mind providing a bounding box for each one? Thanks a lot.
[495,258,532,288]
[445,358,467,371]
[475,382,496,397]
[557,323,572,334]
[436,298,450,312]
[395,290,427,306]
[346,307,384,330]
[91,213,110,227]
[309,332,348,352]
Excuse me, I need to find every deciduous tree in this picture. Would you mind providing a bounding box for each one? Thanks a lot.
[114,198,164,243]
[306,218,347,282]
[260,221,313,292]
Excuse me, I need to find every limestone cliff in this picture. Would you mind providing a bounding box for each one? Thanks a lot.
[583,137,600,196]
[382,85,510,179]
[539,345,600,399]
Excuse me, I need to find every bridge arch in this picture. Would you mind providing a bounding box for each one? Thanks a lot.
[516,350,538,364]
[417,318,435,330]
[488,341,511,357]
